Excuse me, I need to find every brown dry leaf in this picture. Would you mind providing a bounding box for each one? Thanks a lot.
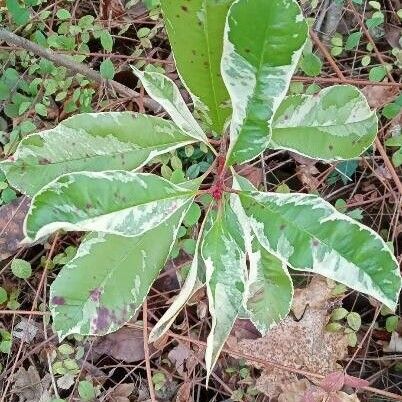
[103,383,135,402]
[11,366,51,402]
[175,381,192,402]
[92,326,152,363]
[234,276,348,398]
[168,342,200,375]
[361,85,399,109]
[100,0,125,20]
[234,164,264,188]
[0,196,30,261]
[291,153,320,190]
[278,379,360,402]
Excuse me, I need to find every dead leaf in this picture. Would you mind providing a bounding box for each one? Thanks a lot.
[168,342,200,375]
[234,276,348,398]
[321,372,345,393]
[168,343,192,376]
[385,23,401,48]
[343,374,369,389]
[100,0,125,20]
[176,381,192,402]
[13,319,39,343]
[92,326,153,363]
[0,196,30,261]
[102,383,135,402]
[362,85,399,109]
[11,366,51,402]
[279,379,361,402]
[383,332,402,352]
[56,374,75,390]
[234,164,263,189]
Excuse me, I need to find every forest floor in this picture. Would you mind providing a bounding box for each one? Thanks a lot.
[0,0,401,401]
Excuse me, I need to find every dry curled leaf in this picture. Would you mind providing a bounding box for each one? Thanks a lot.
[175,381,192,402]
[234,276,348,397]
[0,196,30,261]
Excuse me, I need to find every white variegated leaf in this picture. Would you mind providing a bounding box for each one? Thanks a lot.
[50,204,188,339]
[132,67,209,145]
[24,172,196,242]
[231,176,293,334]
[234,175,401,310]
[223,0,308,165]
[0,113,194,196]
[201,200,246,378]
[270,85,378,160]
[149,209,210,342]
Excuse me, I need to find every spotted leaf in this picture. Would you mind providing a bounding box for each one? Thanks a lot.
[50,205,188,339]
[235,176,401,310]
[161,0,233,134]
[0,113,194,196]
[25,172,196,242]
[224,0,308,165]
[270,85,378,160]
[201,200,246,378]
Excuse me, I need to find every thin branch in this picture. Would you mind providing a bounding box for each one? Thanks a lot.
[0,28,161,113]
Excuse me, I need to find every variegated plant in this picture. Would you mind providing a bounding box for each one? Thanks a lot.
[1,0,400,377]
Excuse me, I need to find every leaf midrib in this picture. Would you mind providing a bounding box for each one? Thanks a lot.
[242,192,383,280]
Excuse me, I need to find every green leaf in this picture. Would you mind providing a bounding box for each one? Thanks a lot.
[149,210,209,342]
[385,315,399,333]
[6,0,29,25]
[270,85,378,160]
[201,201,246,377]
[234,176,401,310]
[331,307,349,321]
[78,381,96,400]
[346,312,361,331]
[345,32,362,50]
[223,0,308,165]
[231,174,293,334]
[25,172,196,242]
[160,0,233,134]
[50,204,188,338]
[56,8,71,20]
[100,30,113,52]
[183,202,201,227]
[369,66,387,82]
[300,53,322,77]
[100,59,115,79]
[1,112,194,196]
[0,287,8,304]
[132,67,209,145]
[11,259,32,279]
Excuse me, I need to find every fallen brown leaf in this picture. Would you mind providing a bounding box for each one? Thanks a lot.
[0,196,30,261]
[361,85,399,109]
[278,379,361,402]
[92,326,153,363]
[234,276,348,398]
[175,381,192,402]
[11,366,51,402]
[102,383,135,402]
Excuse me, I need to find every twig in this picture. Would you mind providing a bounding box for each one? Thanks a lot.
[0,28,160,113]
[143,300,157,402]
